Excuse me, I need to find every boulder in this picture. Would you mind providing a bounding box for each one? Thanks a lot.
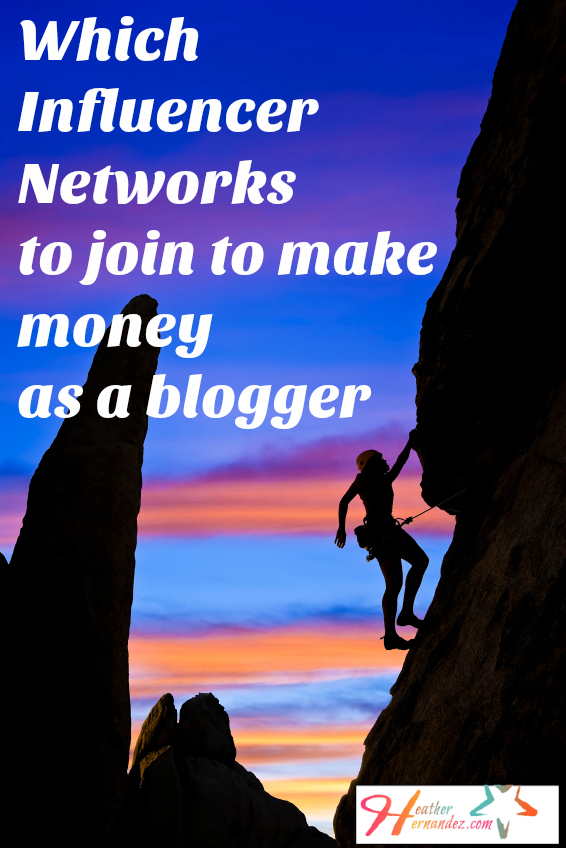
[132,693,178,769]
[178,692,237,764]
[128,693,337,847]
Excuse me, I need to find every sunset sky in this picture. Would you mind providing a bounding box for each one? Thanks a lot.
[0,0,516,834]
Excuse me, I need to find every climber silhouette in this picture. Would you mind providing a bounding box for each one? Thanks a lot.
[334,430,429,650]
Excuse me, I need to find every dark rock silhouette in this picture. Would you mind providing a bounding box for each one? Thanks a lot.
[178,691,237,763]
[128,692,337,848]
[8,295,160,846]
[334,0,566,844]
[136,746,184,848]
[132,692,178,770]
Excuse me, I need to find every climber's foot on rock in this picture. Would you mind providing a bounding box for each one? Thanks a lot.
[380,633,415,651]
[396,611,423,628]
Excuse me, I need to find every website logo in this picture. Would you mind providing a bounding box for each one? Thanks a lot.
[356,785,558,844]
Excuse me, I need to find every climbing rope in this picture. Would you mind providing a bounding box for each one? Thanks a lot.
[395,478,484,527]
[361,474,491,561]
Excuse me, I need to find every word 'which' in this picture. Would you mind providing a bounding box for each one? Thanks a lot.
[18,378,371,429]
[21,17,198,62]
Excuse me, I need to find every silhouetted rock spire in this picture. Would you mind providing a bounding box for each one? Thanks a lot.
[8,294,160,846]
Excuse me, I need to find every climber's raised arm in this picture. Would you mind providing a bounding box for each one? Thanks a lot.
[387,430,417,482]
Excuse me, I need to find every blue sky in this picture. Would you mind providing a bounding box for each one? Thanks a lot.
[1,0,517,833]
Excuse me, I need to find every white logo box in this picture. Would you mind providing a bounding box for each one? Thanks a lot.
[355,785,559,844]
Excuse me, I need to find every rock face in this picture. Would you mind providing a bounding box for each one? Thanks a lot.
[334,1,566,845]
[128,692,336,848]
[8,295,160,846]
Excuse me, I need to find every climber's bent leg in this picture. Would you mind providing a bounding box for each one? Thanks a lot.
[396,529,429,627]
[378,555,403,637]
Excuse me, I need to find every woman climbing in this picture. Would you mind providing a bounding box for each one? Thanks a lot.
[334,430,429,650]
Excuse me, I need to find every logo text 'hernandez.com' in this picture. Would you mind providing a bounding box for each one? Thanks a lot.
[355,785,558,844]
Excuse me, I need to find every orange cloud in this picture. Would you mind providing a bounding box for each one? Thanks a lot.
[1,466,454,545]
[129,623,403,701]
[130,720,367,770]
[261,776,350,825]
[139,475,454,537]
[229,723,366,766]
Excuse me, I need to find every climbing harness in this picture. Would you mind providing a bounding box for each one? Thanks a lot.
[357,478,484,562]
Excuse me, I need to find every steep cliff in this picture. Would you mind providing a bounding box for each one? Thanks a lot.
[334,0,566,843]
[8,295,160,846]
